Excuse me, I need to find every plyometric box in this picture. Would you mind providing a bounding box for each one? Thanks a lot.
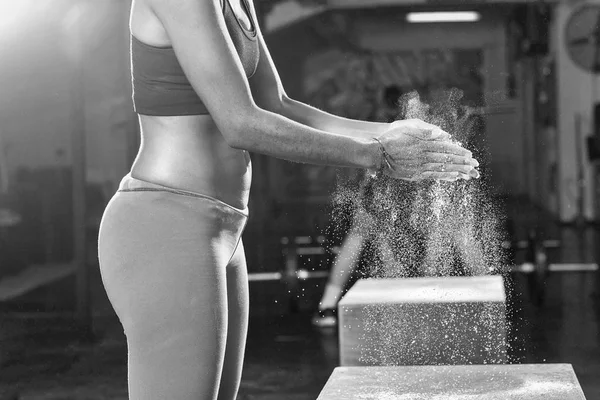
[317,364,587,400]
[338,276,507,366]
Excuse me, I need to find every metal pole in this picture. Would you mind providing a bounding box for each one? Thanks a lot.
[575,113,586,226]
[67,0,91,339]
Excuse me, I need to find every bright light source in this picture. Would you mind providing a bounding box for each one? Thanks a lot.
[406,11,481,23]
[0,0,32,32]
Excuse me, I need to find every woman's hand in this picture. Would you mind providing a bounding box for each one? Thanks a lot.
[375,119,479,182]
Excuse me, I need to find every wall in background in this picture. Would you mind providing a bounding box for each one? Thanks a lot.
[0,0,134,191]
[356,9,520,196]
[553,0,599,222]
[0,0,135,278]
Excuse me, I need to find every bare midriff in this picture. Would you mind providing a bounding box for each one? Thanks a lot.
[130,114,252,211]
[129,1,253,211]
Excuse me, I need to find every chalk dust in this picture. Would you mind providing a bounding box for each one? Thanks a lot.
[329,88,511,366]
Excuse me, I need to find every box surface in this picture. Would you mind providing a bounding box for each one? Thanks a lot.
[338,276,507,366]
[317,364,587,400]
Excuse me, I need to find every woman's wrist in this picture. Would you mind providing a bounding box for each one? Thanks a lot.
[356,137,382,170]
[372,137,393,171]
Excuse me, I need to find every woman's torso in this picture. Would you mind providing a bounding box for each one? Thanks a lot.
[128,0,255,210]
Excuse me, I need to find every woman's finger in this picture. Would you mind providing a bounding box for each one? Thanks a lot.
[408,127,450,141]
[425,141,472,158]
[424,152,479,167]
[421,163,476,175]
[428,128,450,141]
[411,118,440,131]
[417,171,473,181]
[412,120,452,141]
[416,171,461,181]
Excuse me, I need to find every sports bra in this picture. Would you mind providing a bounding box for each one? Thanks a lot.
[131,0,260,116]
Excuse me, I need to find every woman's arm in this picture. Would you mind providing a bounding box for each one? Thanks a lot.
[149,0,380,169]
[150,0,476,181]
[279,97,390,139]
[246,5,388,139]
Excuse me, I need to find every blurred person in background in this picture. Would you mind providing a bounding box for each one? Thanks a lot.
[97,1,480,399]
[369,84,405,122]
[313,84,413,329]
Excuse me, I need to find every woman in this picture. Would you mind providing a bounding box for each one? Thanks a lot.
[97,0,480,399]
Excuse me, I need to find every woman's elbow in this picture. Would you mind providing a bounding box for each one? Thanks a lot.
[220,106,264,150]
[221,122,248,150]
[254,93,286,116]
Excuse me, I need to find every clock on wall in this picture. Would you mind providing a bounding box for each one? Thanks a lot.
[565,4,600,73]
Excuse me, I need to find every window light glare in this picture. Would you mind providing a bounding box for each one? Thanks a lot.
[406,11,481,23]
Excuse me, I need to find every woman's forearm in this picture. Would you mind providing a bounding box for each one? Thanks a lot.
[228,106,381,170]
[279,96,389,139]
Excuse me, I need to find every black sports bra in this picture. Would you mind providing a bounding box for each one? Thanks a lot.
[131,0,260,116]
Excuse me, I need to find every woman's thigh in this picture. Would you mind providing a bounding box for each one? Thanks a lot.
[98,192,243,400]
[218,240,249,400]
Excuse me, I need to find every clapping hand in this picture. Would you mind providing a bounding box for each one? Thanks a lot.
[374,119,479,182]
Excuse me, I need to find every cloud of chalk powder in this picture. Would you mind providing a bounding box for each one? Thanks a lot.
[330,88,508,279]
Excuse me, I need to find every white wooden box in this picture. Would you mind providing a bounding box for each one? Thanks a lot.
[317,364,587,400]
[338,276,507,366]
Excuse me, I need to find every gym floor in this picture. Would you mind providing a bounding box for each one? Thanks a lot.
[0,200,599,400]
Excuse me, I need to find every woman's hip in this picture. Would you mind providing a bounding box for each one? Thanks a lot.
[98,173,249,278]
